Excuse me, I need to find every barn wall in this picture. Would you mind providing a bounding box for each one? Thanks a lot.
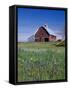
[49,35,56,41]
[35,27,56,42]
[35,27,49,42]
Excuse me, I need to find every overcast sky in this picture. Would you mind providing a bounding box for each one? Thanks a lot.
[17,7,65,42]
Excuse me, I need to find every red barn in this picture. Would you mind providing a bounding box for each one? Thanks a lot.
[35,26,56,42]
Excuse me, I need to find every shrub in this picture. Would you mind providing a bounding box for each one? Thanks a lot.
[56,40,65,46]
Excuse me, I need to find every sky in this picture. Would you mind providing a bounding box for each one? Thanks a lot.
[17,7,65,42]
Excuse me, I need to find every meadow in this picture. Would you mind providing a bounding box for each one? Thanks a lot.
[18,42,65,82]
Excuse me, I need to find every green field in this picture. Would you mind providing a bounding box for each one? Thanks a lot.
[18,42,65,82]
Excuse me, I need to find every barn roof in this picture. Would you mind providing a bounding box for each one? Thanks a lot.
[39,26,50,35]
[34,25,56,37]
[42,25,56,36]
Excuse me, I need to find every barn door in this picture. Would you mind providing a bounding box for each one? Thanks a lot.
[45,38,49,42]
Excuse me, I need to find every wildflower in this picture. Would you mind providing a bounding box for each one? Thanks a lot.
[31,57,33,61]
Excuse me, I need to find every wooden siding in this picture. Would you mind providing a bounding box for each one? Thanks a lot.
[35,26,56,42]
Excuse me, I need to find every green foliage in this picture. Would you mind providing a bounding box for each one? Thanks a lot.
[18,42,65,82]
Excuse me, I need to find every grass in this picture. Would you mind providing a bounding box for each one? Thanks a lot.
[18,42,65,82]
